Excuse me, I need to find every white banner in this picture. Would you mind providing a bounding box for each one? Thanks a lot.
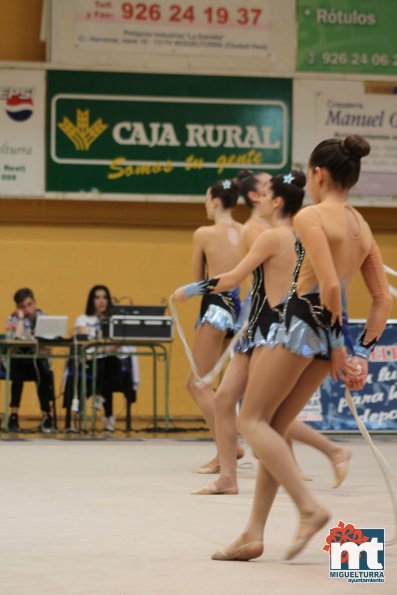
[293,79,397,205]
[0,70,45,197]
[47,0,295,74]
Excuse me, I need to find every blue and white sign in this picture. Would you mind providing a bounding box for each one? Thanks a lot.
[300,320,397,432]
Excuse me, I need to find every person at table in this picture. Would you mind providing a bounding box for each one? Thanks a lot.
[5,288,55,433]
[63,285,140,432]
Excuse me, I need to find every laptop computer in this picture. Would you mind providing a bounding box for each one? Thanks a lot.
[34,316,69,340]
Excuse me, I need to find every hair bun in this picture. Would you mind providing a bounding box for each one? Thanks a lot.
[236,169,254,180]
[221,178,239,196]
[290,169,306,189]
[233,169,254,189]
[342,135,371,159]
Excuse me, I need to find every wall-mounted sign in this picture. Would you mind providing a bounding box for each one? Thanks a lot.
[47,70,291,199]
[47,0,295,74]
[293,79,397,204]
[0,70,45,197]
[297,0,397,75]
[301,321,397,432]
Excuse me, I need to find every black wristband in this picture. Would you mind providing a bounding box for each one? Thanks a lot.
[205,278,220,293]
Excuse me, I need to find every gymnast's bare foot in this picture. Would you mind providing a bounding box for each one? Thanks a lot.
[330,446,351,488]
[284,506,330,561]
[194,447,245,474]
[192,478,238,495]
[211,533,264,561]
[194,456,221,474]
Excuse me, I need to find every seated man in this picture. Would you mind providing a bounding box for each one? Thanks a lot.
[6,288,55,433]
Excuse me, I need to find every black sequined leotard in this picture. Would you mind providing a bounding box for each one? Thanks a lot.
[274,239,341,360]
[234,264,284,354]
[196,288,241,339]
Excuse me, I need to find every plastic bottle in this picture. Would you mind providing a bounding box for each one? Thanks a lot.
[95,321,103,340]
[22,320,32,340]
[5,322,15,340]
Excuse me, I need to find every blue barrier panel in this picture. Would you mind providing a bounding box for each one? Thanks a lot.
[300,320,397,432]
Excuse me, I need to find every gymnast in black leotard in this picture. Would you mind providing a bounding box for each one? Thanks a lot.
[176,171,327,495]
[208,134,392,564]
[181,177,244,473]
[175,170,355,496]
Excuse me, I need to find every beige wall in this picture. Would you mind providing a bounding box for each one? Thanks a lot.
[0,1,396,422]
[0,216,197,420]
[0,203,396,422]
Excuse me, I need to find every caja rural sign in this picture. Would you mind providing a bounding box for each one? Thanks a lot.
[47,70,291,199]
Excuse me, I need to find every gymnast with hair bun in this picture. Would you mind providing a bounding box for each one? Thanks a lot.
[205,135,392,562]
[174,170,353,496]
[181,177,244,473]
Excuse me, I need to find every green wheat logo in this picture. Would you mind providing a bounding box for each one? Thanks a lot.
[58,109,108,151]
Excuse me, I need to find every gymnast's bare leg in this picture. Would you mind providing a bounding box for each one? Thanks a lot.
[192,352,250,492]
[212,346,331,561]
[186,322,243,472]
[288,419,351,488]
[194,344,350,493]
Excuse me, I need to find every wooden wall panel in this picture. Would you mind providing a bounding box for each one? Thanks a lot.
[0,0,45,61]
[1,199,396,231]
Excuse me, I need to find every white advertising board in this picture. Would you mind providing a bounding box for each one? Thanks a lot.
[293,79,397,206]
[0,69,45,197]
[47,0,295,75]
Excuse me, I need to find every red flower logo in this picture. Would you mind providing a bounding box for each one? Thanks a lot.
[323,521,369,564]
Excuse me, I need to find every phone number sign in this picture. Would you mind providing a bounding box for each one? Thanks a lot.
[297,0,397,74]
[74,0,271,58]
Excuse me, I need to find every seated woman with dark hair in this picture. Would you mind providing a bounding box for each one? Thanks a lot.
[63,285,139,432]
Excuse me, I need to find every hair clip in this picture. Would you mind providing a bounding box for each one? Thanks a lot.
[222,180,232,190]
[283,174,294,184]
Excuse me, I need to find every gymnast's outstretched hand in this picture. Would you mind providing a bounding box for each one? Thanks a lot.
[170,286,189,303]
[171,280,209,303]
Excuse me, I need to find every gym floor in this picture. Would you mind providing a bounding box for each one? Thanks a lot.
[0,435,395,594]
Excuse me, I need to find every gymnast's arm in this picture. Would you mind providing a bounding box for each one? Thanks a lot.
[354,240,392,360]
[345,242,391,389]
[172,229,278,301]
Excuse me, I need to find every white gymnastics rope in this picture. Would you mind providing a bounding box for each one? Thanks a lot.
[384,264,397,298]
[171,264,397,542]
[344,387,397,546]
[346,263,397,545]
[384,264,397,277]
[169,295,248,388]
